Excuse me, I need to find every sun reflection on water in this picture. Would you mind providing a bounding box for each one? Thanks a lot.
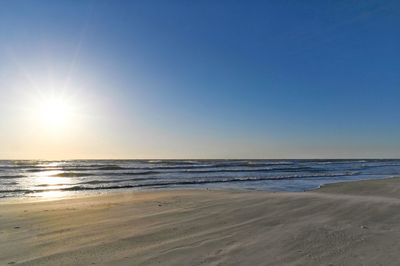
[35,190,68,199]
[27,167,73,200]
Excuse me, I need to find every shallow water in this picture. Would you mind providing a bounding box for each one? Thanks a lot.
[1,159,400,199]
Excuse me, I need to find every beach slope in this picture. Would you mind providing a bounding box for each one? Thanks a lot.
[2,178,400,265]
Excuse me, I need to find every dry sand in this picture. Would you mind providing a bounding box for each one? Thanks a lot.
[2,177,400,265]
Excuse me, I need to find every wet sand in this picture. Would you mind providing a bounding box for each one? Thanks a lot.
[2,177,400,265]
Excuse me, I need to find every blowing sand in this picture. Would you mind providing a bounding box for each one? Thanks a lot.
[2,178,400,265]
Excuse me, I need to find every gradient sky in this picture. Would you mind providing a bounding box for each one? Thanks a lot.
[0,0,399,159]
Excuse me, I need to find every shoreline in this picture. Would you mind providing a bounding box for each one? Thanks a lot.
[1,174,397,204]
[2,177,400,265]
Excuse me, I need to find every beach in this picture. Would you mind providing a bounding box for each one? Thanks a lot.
[2,177,400,266]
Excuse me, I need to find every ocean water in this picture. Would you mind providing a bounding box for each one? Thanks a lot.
[1,159,400,199]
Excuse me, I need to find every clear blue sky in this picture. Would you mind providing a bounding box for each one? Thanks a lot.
[0,0,399,159]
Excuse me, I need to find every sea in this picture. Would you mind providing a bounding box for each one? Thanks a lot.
[1,159,400,199]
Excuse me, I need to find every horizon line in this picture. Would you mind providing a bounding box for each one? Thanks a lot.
[1,158,400,161]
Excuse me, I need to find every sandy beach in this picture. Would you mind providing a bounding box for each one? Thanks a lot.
[2,178,400,266]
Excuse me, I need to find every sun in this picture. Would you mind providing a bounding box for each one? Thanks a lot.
[36,94,76,130]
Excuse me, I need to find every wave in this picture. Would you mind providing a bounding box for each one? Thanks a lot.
[54,172,93,177]
[2,181,18,185]
[26,168,59,172]
[0,171,360,195]
[37,166,329,179]
[60,172,361,190]
[145,160,295,168]
[78,177,158,185]
[35,165,213,172]
[0,189,33,194]
[112,171,162,175]
[360,164,400,169]
[35,183,69,187]
[182,166,326,174]
[0,175,26,179]
[146,160,203,165]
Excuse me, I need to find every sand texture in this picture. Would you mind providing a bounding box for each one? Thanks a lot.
[2,178,400,265]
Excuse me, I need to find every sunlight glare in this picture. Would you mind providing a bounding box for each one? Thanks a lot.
[36,95,76,130]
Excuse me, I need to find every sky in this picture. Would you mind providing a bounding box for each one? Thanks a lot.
[0,0,399,159]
